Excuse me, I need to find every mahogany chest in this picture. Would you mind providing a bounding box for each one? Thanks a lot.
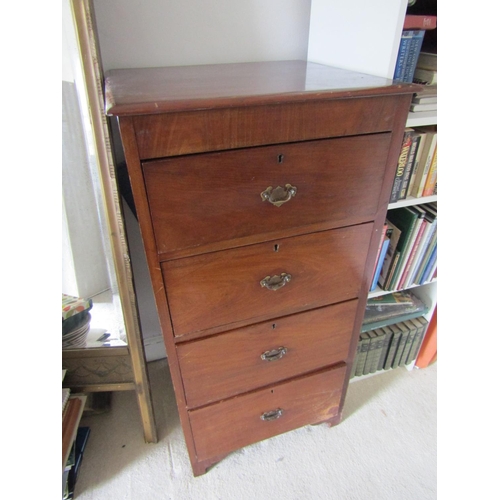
[105,60,416,475]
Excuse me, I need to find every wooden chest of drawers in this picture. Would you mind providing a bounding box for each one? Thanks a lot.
[105,60,416,476]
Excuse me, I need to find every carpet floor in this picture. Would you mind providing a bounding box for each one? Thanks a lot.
[73,358,437,499]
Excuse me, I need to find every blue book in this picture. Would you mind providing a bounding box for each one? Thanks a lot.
[419,245,437,284]
[402,30,425,83]
[371,236,391,291]
[393,31,413,82]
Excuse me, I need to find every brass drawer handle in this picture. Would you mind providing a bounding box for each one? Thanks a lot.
[261,346,288,362]
[261,408,283,421]
[260,273,292,291]
[261,184,297,207]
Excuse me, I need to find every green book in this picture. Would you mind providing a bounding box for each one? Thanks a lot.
[363,330,379,375]
[393,322,411,367]
[406,316,429,364]
[377,326,392,371]
[355,332,371,377]
[382,325,398,370]
[350,338,361,379]
[386,207,421,290]
[400,320,418,366]
[369,328,387,374]
[388,323,404,369]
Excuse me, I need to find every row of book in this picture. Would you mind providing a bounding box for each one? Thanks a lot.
[390,126,437,204]
[393,15,437,84]
[351,315,429,378]
[410,82,436,113]
[370,202,437,292]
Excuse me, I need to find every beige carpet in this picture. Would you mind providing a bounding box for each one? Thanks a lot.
[74,359,437,499]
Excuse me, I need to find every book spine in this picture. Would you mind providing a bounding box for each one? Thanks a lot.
[420,246,437,284]
[400,321,417,366]
[404,15,437,30]
[415,133,437,197]
[393,31,413,82]
[414,228,437,284]
[390,131,413,202]
[388,324,403,369]
[355,333,371,377]
[422,146,438,196]
[399,218,428,289]
[406,317,427,364]
[371,235,390,291]
[402,30,425,83]
[399,133,419,199]
[364,330,378,375]
[369,329,385,374]
[370,224,388,289]
[377,327,392,371]
[350,338,361,379]
[393,323,410,367]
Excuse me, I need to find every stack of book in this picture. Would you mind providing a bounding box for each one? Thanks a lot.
[351,305,429,378]
[393,15,437,83]
[377,203,437,292]
[389,126,437,204]
[413,51,437,86]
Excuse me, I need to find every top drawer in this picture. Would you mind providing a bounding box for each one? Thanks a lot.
[143,133,391,257]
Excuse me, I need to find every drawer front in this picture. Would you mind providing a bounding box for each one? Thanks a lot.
[189,364,347,462]
[133,95,401,159]
[178,300,357,408]
[143,134,391,256]
[162,224,372,337]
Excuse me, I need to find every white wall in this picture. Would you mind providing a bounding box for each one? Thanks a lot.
[307,0,406,79]
[93,0,312,71]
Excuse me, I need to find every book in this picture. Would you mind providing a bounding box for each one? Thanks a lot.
[413,67,437,85]
[362,291,428,331]
[386,206,422,290]
[406,130,428,199]
[400,320,418,366]
[392,322,410,367]
[410,127,437,198]
[406,316,428,364]
[422,145,438,196]
[370,232,391,292]
[370,328,388,374]
[410,102,437,112]
[412,95,437,105]
[399,131,421,199]
[355,332,371,377]
[382,325,398,370]
[393,31,414,82]
[414,230,437,284]
[370,223,389,289]
[379,220,402,288]
[377,326,393,371]
[364,330,379,375]
[401,30,426,83]
[388,323,404,369]
[390,129,414,203]
[405,205,437,286]
[416,51,437,71]
[350,341,361,379]
[403,15,437,31]
[420,245,437,284]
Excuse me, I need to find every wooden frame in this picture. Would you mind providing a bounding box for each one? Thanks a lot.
[63,0,157,443]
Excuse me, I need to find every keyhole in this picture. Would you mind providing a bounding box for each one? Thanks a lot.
[272,323,277,329]
[277,154,284,163]
[274,244,279,252]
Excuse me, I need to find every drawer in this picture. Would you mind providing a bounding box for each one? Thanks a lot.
[162,224,372,337]
[143,134,391,257]
[189,364,346,462]
[177,301,357,408]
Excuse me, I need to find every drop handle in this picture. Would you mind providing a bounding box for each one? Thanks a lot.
[261,184,297,207]
[261,346,288,362]
[260,273,292,291]
[260,408,283,421]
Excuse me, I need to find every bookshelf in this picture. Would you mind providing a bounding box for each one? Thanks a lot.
[308,0,437,379]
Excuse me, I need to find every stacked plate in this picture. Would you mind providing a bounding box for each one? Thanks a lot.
[62,312,91,349]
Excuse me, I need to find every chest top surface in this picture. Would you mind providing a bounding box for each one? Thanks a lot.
[105,60,419,116]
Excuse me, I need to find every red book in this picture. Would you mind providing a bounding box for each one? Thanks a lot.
[415,307,437,369]
[404,15,437,30]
